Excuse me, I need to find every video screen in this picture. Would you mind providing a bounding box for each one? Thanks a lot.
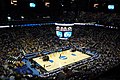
[64,32,72,38]
[108,5,114,10]
[56,26,72,39]
[56,31,63,38]
[29,3,36,7]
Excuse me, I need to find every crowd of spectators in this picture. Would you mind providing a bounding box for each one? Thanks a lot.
[0,24,120,80]
[59,11,120,27]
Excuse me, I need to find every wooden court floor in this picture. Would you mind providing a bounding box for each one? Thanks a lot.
[33,50,91,71]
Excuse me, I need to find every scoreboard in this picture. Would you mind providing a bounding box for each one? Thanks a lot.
[55,23,73,39]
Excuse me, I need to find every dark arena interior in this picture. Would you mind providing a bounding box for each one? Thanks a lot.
[0,0,120,80]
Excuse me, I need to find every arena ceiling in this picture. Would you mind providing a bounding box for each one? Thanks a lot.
[0,0,120,18]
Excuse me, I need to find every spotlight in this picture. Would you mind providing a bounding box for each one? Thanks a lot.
[45,2,50,7]
[7,16,11,20]
[94,3,99,8]
[21,16,24,19]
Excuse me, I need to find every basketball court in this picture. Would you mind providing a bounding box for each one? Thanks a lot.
[33,50,91,71]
